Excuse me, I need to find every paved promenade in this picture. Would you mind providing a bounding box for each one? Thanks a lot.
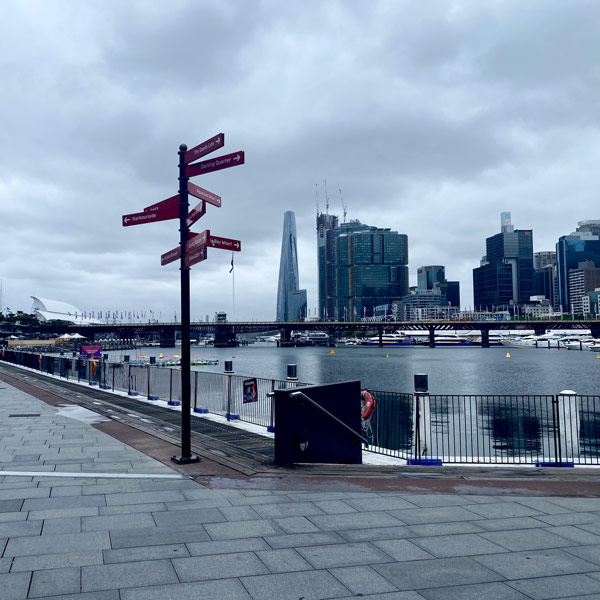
[1,378,600,599]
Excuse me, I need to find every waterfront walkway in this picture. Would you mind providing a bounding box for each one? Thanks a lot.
[0,367,600,599]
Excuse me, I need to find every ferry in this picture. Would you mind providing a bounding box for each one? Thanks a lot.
[361,334,414,346]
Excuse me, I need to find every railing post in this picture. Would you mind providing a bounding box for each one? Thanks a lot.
[410,374,438,465]
[267,380,276,433]
[224,360,238,420]
[558,390,579,464]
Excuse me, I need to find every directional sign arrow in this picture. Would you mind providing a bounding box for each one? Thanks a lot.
[209,234,242,252]
[184,133,225,165]
[184,246,208,268]
[188,182,221,207]
[161,232,204,266]
[123,204,179,227]
[186,151,245,178]
[143,194,179,213]
[186,229,209,254]
[186,200,206,228]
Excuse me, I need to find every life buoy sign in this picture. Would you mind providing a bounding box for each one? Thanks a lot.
[361,390,375,420]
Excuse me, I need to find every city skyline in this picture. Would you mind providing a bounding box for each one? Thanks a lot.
[1,2,600,321]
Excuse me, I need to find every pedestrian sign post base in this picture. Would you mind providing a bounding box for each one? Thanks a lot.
[171,455,201,465]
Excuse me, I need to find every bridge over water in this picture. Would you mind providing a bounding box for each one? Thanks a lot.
[44,319,600,348]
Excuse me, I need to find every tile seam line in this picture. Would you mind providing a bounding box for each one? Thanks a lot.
[0,470,185,479]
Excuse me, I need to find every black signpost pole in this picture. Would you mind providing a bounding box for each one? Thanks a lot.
[172,143,200,465]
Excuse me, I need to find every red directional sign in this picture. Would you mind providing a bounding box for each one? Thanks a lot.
[184,133,224,165]
[123,205,178,227]
[184,246,208,268]
[143,194,179,213]
[188,182,221,208]
[209,234,241,252]
[186,229,209,254]
[186,151,245,178]
[186,201,206,228]
[161,232,205,266]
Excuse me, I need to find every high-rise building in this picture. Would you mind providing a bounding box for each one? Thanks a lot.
[316,213,408,320]
[556,228,600,312]
[534,251,556,270]
[473,213,534,309]
[417,265,460,308]
[567,261,600,315]
[533,251,557,309]
[276,211,307,321]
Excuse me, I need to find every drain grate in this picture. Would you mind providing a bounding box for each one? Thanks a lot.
[9,414,40,418]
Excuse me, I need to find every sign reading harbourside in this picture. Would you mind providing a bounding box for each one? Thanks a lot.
[121,133,244,466]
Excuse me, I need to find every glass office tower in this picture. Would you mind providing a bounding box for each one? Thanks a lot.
[473,214,534,309]
[276,211,307,321]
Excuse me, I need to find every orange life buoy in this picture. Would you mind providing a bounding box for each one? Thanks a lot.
[361,390,375,420]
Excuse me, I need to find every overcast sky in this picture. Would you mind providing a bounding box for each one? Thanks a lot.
[1,0,599,322]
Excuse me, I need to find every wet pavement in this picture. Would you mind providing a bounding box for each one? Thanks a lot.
[1,363,600,599]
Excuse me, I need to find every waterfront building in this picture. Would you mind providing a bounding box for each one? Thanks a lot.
[583,288,600,315]
[534,251,556,270]
[30,296,103,324]
[556,226,600,312]
[276,211,307,321]
[567,261,600,315]
[473,212,534,310]
[316,212,408,320]
[395,289,447,321]
[417,265,460,308]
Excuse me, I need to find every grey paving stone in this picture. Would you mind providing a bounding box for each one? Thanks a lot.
[313,500,357,514]
[513,497,576,515]
[81,482,144,495]
[406,521,485,537]
[481,528,579,551]
[173,551,269,582]
[29,566,80,598]
[49,485,84,497]
[419,581,529,599]
[335,594,427,600]
[0,519,42,537]
[297,541,393,569]
[563,544,600,566]
[330,564,399,595]
[241,569,350,600]
[374,557,504,590]
[180,488,244,500]
[82,559,179,592]
[120,578,252,600]
[264,531,347,549]
[104,490,186,506]
[400,494,476,508]
[465,502,545,519]
[387,506,481,525]
[536,512,600,526]
[580,521,600,536]
[474,548,600,579]
[273,516,321,534]
[0,571,32,600]
[28,506,99,520]
[285,491,352,502]
[339,525,412,542]
[255,548,313,573]
[551,525,600,545]
[252,501,324,519]
[11,550,103,572]
[22,494,106,511]
[507,573,600,599]
[42,516,81,535]
[109,525,211,548]
[103,543,190,563]
[164,497,233,510]
[411,533,508,558]
[139,480,199,492]
[308,510,404,531]
[4,531,110,557]
[226,494,293,507]
[0,557,12,573]
[0,488,48,501]
[218,505,261,521]
[373,538,436,561]
[547,498,600,512]
[151,507,224,529]
[344,496,417,512]
[187,537,270,556]
[99,502,166,516]
[476,516,548,531]
[82,513,156,532]
[204,518,282,540]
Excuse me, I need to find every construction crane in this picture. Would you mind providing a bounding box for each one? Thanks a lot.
[339,188,347,223]
[315,183,319,216]
[324,179,330,214]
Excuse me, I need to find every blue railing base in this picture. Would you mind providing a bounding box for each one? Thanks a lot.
[168,400,181,406]
[128,391,139,397]
[88,382,97,386]
[194,407,208,413]
[407,457,443,466]
[226,413,241,420]
[535,461,574,468]
[99,385,111,390]
[148,395,160,401]
[267,426,275,433]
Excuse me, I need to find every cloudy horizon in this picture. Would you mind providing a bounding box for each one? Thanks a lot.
[1,0,599,323]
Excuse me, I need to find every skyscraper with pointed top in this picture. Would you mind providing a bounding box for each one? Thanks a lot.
[276,211,307,321]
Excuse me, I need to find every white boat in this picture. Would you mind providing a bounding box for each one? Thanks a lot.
[361,333,414,346]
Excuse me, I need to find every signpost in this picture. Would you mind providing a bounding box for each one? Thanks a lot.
[122,133,244,465]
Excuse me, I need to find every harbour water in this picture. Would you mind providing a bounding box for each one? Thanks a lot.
[111,343,600,396]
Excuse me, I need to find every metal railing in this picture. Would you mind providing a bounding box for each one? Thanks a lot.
[1,349,598,466]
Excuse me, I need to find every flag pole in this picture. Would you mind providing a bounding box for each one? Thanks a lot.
[231,252,235,320]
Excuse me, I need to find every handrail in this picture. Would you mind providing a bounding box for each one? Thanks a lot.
[289,390,369,448]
